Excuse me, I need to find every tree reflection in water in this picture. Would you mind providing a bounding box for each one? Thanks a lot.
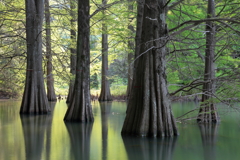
[122,136,177,160]
[65,122,93,160]
[100,102,112,160]
[20,114,53,160]
[198,123,219,160]
[46,102,56,160]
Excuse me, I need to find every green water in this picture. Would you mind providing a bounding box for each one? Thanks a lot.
[0,100,240,160]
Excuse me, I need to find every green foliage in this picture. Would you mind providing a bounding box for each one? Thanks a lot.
[0,0,25,98]
[91,84,127,97]
[1,0,240,102]
[54,83,69,96]
[90,73,99,89]
[110,85,127,96]
[165,0,240,101]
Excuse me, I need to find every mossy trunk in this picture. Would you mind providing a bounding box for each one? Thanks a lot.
[121,0,178,137]
[20,0,50,114]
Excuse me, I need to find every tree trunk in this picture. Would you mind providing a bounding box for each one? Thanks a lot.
[66,0,77,103]
[126,0,135,98]
[45,0,57,102]
[20,0,50,114]
[64,0,94,122]
[134,0,144,58]
[121,0,178,137]
[197,0,219,123]
[98,0,112,101]
[126,0,144,101]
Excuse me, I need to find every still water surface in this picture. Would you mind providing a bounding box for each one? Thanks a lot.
[0,100,240,160]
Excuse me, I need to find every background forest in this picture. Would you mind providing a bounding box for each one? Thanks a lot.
[0,0,239,104]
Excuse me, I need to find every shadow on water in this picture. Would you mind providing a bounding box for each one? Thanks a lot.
[198,123,219,160]
[99,102,112,160]
[64,122,93,160]
[122,136,178,160]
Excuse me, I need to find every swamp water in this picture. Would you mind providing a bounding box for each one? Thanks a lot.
[0,100,240,160]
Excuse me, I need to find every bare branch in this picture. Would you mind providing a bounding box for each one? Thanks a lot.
[168,0,185,10]
[169,18,240,34]
[170,79,209,96]
[90,1,122,18]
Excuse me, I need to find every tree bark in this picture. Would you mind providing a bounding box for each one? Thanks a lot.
[64,0,94,122]
[134,0,144,58]
[197,0,219,123]
[66,0,77,103]
[126,0,135,99]
[45,0,57,102]
[126,0,144,101]
[122,0,178,137]
[20,0,50,114]
[98,0,112,101]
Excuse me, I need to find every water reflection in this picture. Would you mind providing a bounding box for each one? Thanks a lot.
[65,122,93,160]
[198,123,219,160]
[122,136,178,160]
[2,101,240,160]
[100,102,112,160]
[20,113,53,160]
[46,102,56,160]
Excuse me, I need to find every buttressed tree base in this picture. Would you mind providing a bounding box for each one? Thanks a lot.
[121,0,178,137]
